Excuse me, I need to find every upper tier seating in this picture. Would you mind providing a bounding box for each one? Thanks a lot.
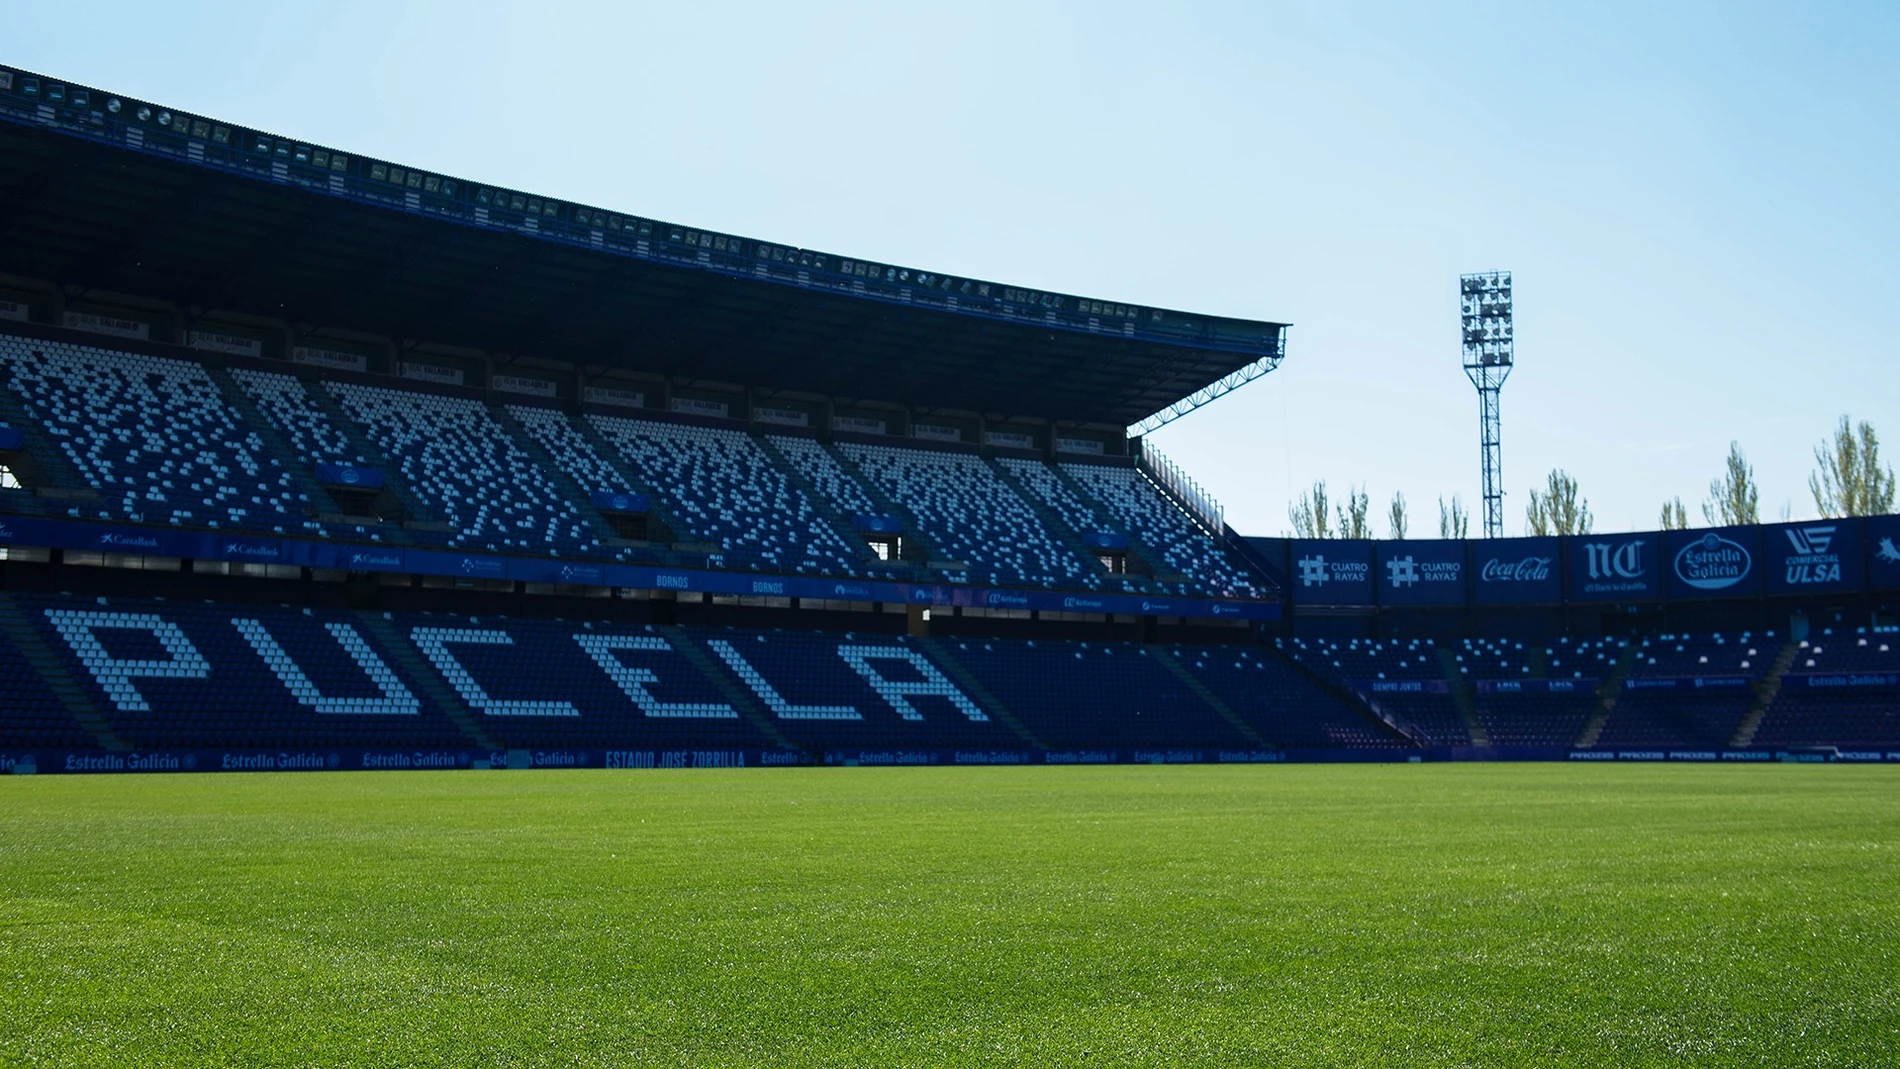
[841,443,1102,589]
[1061,463,1265,598]
[767,435,882,517]
[0,337,317,534]
[507,405,626,495]
[589,417,863,574]
[994,457,1149,595]
[329,383,600,555]
[1449,637,1533,678]
[1787,629,1899,674]
[996,457,1111,533]
[1540,636,1624,679]
[1630,632,1770,677]
[228,368,363,467]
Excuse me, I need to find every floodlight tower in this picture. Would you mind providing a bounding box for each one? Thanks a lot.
[1460,271,1513,539]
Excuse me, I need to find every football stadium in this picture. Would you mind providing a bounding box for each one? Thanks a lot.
[1,42,1896,1068]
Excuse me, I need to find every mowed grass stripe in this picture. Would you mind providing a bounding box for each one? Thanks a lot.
[1,765,1895,1067]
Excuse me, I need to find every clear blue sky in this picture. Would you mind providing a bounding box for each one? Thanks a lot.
[9,1,1897,535]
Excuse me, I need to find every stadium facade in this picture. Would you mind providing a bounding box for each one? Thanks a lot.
[0,65,1894,775]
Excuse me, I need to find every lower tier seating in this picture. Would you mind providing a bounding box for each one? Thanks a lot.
[3,592,1893,761]
[17,594,470,753]
[937,638,1256,753]
[1178,646,1412,749]
[1593,691,1750,750]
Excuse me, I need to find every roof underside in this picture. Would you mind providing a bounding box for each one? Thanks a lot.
[0,111,1282,427]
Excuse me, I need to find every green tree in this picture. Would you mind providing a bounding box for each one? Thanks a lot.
[1288,480,1333,538]
[1438,495,1469,539]
[1526,469,1592,536]
[1387,491,1408,539]
[1336,484,1372,540]
[1703,441,1759,526]
[1659,497,1690,530]
[1810,416,1896,517]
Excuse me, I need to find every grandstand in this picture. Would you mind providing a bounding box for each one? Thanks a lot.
[0,62,1896,774]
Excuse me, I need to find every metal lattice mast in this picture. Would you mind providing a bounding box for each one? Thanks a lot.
[1460,271,1513,539]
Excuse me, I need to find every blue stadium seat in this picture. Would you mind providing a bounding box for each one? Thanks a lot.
[693,627,1020,755]
[328,382,601,555]
[940,638,1253,753]
[1061,461,1265,598]
[589,416,862,574]
[229,368,366,467]
[0,337,319,535]
[22,594,470,752]
[840,443,1103,589]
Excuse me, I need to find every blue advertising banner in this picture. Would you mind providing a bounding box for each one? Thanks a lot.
[313,463,385,489]
[1621,676,1752,692]
[1472,537,1561,605]
[0,510,1280,622]
[404,549,509,580]
[1376,540,1466,607]
[589,490,648,513]
[1786,671,1900,690]
[1288,540,1375,605]
[1665,526,1761,600]
[1567,533,1661,602]
[1474,678,1597,695]
[1868,514,1900,591]
[1762,519,1864,596]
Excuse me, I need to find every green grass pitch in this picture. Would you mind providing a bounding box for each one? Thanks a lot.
[2,764,1896,1067]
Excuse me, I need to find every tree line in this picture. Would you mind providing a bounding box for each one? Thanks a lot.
[1288,415,1895,539]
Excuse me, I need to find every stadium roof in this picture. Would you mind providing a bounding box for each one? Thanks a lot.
[0,65,1286,429]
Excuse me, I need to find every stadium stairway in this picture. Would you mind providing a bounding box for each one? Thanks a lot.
[488,404,622,547]
[653,626,805,754]
[753,435,889,572]
[1283,649,1429,747]
[1572,643,1642,749]
[0,593,127,752]
[817,440,945,565]
[1435,647,1492,747]
[352,611,501,752]
[204,366,346,522]
[912,635,1047,751]
[1146,647,1269,748]
[986,457,1147,590]
[1729,639,1805,748]
[0,378,93,496]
